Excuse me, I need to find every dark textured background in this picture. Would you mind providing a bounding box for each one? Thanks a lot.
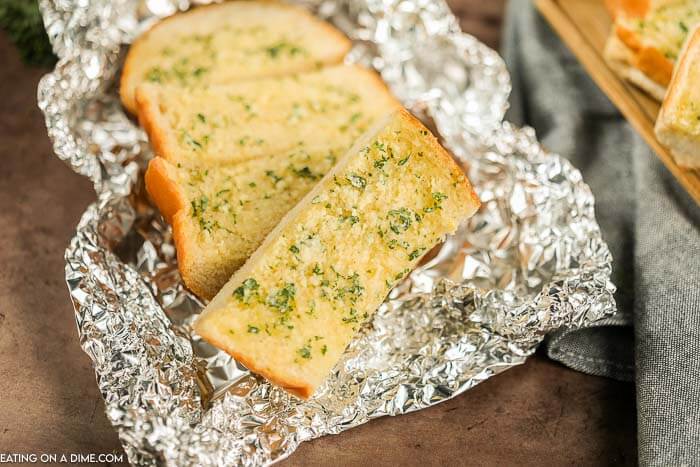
[0,1,637,465]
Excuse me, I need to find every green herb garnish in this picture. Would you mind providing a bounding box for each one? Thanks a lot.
[233,278,260,302]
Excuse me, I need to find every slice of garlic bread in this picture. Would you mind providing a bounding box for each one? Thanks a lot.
[194,109,480,399]
[655,25,700,168]
[146,145,345,299]
[614,0,700,89]
[120,1,351,113]
[137,65,399,166]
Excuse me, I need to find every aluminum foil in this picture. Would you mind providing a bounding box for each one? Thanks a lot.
[38,0,617,465]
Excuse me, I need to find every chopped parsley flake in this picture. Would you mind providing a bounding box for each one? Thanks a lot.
[265,41,305,58]
[298,345,312,359]
[233,278,259,302]
[293,166,317,179]
[247,325,259,334]
[374,154,389,169]
[145,66,165,83]
[409,248,427,261]
[388,208,413,234]
[191,196,208,219]
[266,170,283,183]
[267,283,296,311]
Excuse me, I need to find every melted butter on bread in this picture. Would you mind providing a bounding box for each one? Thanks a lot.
[194,110,480,399]
[120,1,351,113]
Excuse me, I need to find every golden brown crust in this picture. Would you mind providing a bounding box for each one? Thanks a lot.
[145,157,213,299]
[144,158,185,223]
[616,24,674,85]
[617,0,650,18]
[120,0,352,114]
[135,86,179,162]
[613,1,674,86]
[634,46,674,86]
[171,210,211,300]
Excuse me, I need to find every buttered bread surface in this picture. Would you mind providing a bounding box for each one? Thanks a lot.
[137,65,399,167]
[194,110,480,399]
[120,1,351,113]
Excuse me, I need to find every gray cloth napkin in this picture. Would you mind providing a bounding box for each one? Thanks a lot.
[501,1,700,464]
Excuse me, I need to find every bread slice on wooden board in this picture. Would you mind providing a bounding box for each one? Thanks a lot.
[120,0,351,114]
[655,25,700,169]
[194,109,481,399]
[603,29,668,101]
[144,65,401,299]
[137,65,399,167]
[612,0,700,90]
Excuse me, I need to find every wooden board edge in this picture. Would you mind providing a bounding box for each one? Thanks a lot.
[535,0,700,205]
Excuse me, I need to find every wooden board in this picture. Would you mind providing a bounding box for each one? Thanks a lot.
[535,0,700,205]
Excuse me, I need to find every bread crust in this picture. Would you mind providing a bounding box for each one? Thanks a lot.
[617,0,650,18]
[120,0,352,114]
[604,30,668,100]
[612,0,694,87]
[616,23,674,86]
[135,85,179,162]
[144,157,184,223]
[145,157,215,299]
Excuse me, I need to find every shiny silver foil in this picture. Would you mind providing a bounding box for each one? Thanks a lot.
[38,0,617,465]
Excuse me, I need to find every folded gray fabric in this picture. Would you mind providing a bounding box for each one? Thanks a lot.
[501,1,700,464]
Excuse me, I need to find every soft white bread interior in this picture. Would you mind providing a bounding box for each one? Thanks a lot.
[144,65,402,299]
[194,109,480,399]
[120,1,351,113]
[655,25,700,169]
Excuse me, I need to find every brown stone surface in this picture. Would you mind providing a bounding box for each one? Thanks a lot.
[0,2,637,464]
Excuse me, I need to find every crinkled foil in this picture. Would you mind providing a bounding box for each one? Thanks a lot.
[38,0,617,465]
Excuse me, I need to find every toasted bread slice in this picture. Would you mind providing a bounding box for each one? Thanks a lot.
[655,25,700,168]
[137,65,399,167]
[604,29,668,101]
[120,1,351,113]
[613,0,700,89]
[144,65,401,299]
[194,109,480,399]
